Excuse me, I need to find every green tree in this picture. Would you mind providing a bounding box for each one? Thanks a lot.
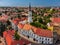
[39,17,43,23]
[14,31,21,40]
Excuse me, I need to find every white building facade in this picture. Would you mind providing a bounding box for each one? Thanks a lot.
[18,28,53,44]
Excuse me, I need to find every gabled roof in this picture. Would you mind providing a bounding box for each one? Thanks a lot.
[36,28,53,38]
[52,18,60,23]
[18,23,53,38]
[14,18,20,21]
[0,16,8,22]
[18,23,24,29]
[17,23,53,38]
[12,20,18,25]
[2,15,8,18]
[12,18,20,25]
[32,26,38,33]
[6,30,15,35]
[23,24,32,31]
[21,18,27,21]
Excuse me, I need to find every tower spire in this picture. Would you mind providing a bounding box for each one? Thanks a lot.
[29,3,31,11]
[28,3,33,23]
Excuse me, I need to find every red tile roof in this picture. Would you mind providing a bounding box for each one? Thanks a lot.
[2,15,8,18]
[32,26,38,33]
[21,18,27,21]
[12,18,20,25]
[36,28,53,38]
[23,24,32,31]
[18,23,24,29]
[6,30,15,35]
[18,23,53,38]
[0,16,8,22]
[14,18,20,21]
[52,18,60,23]
[12,20,18,25]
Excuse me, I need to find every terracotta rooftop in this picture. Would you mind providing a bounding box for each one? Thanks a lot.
[18,23,53,38]
[14,18,20,21]
[36,28,53,38]
[18,23,24,29]
[52,18,60,23]
[21,18,27,21]
[6,30,15,35]
[12,18,20,25]
[32,26,38,33]
[23,24,32,31]
[12,20,18,25]
[0,15,8,22]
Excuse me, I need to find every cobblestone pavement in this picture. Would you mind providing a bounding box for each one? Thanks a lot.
[0,36,6,45]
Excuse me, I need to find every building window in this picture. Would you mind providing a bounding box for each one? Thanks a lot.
[48,42,49,44]
[48,39,49,41]
[38,37,42,42]
[40,37,41,39]
[27,35,29,38]
[45,38,47,40]
[33,38,36,41]
[32,34,35,38]
[42,41,43,44]
[42,37,43,40]
[29,33,33,38]
[34,34,38,38]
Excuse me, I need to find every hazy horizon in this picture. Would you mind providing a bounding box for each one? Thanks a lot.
[0,0,60,7]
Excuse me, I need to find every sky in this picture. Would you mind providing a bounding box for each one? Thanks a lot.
[0,0,60,7]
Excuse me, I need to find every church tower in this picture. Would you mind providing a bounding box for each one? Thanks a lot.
[28,3,33,23]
